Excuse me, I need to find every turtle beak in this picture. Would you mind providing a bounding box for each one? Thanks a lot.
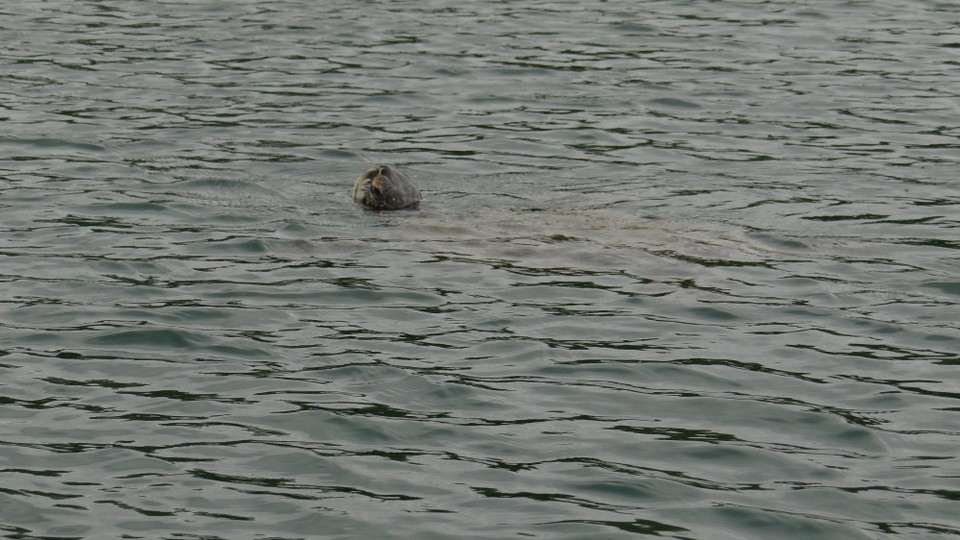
[370,177,385,200]
[359,176,384,207]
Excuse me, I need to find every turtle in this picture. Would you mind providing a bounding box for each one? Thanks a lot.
[352,164,421,210]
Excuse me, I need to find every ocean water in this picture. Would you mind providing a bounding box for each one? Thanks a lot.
[1,1,958,539]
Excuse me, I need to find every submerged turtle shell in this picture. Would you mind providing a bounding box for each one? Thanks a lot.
[352,165,421,210]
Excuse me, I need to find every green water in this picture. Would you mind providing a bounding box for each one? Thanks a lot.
[1,1,958,539]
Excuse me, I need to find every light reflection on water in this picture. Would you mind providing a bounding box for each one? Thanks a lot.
[1,1,959,539]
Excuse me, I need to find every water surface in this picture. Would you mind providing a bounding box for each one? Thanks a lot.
[1,1,959,539]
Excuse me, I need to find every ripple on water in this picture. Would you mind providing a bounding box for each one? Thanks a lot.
[1,0,960,539]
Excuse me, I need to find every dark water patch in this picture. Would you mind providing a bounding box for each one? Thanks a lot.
[923,281,960,296]
[646,97,702,109]
[802,213,889,222]
[186,236,271,254]
[86,328,212,349]
[0,137,110,155]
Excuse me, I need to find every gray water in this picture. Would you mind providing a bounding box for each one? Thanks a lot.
[2,1,959,539]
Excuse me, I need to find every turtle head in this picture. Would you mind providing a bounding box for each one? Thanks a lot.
[353,165,392,209]
[352,164,421,210]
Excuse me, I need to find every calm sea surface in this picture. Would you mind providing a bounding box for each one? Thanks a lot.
[2,1,958,539]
